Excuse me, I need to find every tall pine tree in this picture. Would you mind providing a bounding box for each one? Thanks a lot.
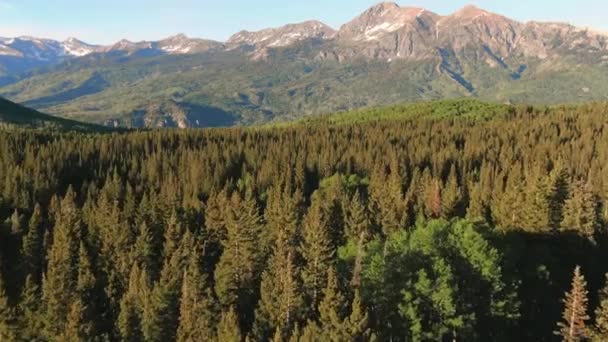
[555,266,590,342]
[593,273,608,342]
[176,252,218,342]
[299,193,334,318]
[42,188,81,337]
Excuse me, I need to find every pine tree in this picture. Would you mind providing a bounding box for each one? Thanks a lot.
[204,187,229,241]
[548,166,570,231]
[117,266,144,342]
[369,162,406,236]
[0,268,17,341]
[75,242,97,339]
[141,270,169,342]
[425,178,442,219]
[176,252,218,342]
[555,266,590,342]
[214,190,262,323]
[344,192,370,241]
[217,307,242,342]
[254,229,302,340]
[56,299,88,342]
[593,273,608,341]
[92,190,132,320]
[343,290,372,341]
[17,275,43,340]
[561,181,600,241]
[21,203,43,280]
[9,208,23,235]
[299,321,322,341]
[264,185,301,250]
[344,192,370,288]
[492,166,526,230]
[441,165,462,218]
[132,221,158,275]
[163,209,186,262]
[42,188,81,336]
[317,267,347,341]
[523,175,552,233]
[466,181,486,221]
[152,231,195,341]
[299,194,334,317]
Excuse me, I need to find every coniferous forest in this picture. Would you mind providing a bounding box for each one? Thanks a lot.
[1,102,608,341]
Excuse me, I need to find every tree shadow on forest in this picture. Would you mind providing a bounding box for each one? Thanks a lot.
[494,231,608,342]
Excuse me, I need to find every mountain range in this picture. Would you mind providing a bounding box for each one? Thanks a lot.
[1,2,607,128]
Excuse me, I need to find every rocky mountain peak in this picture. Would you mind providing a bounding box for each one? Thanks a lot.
[453,4,491,18]
[336,3,438,42]
[365,2,402,15]
[158,34,223,54]
[62,37,99,56]
[227,20,335,49]
[161,34,190,43]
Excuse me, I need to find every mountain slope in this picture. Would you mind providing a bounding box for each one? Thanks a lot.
[0,3,607,127]
[0,96,108,131]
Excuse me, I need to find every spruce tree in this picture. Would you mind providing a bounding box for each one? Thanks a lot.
[441,165,462,218]
[152,231,195,341]
[344,192,370,288]
[132,221,157,273]
[344,192,370,241]
[264,185,301,250]
[548,166,570,231]
[176,252,218,342]
[317,267,347,341]
[204,187,229,241]
[214,190,262,324]
[17,275,43,340]
[425,178,443,219]
[21,203,43,279]
[299,194,334,317]
[93,190,132,319]
[42,188,81,337]
[254,229,302,340]
[117,266,144,342]
[523,175,552,233]
[217,307,242,342]
[369,162,406,236]
[140,270,168,342]
[593,273,608,341]
[492,167,526,230]
[555,266,590,342]
[343,290,372,341]
[57,299,88,342]
[561,181,600,241]
[75,242,97,339]
[0,269,16,341]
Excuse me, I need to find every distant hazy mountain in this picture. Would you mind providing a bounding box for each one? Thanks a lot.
[1,2,607,127]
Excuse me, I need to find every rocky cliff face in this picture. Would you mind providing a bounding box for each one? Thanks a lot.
[321,3,608,63]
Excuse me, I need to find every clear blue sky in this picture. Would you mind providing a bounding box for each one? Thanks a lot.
[1,0,606,44]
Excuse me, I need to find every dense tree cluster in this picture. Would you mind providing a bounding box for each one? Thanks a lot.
[1,102,608,340]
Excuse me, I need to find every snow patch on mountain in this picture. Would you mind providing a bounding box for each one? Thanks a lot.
[364,22,406,41]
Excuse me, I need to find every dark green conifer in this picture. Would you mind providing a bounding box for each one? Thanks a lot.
[176,252,218,342]
[217,307,242,342]
[299,194,334,317]
[42,188,81,336]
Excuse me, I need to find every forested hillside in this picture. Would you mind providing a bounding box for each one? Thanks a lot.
[0,97,108,132]
[1,101,608,341]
